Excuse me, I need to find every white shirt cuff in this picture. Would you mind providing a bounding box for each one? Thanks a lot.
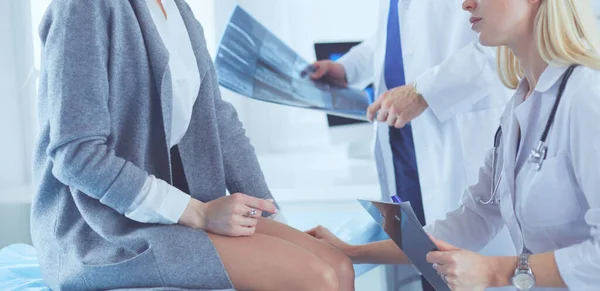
[414,67,455,123]
[337,55,359,86]
[157,181,191,224]
[125,175,191,224]
[554,246,579,290]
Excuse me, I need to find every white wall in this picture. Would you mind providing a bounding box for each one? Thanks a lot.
[285,0,379,61]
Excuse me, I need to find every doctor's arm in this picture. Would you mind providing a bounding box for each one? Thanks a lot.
[413,41,501,123]
[498,83,600,289]
[334,34,380,90]
[307,149,504,264]
[310,34,379,89]
[421,147,505,251]
[368,40,504,126]
[306,225,409,265]
[311,0,383,90]
[431,85,600,290]
[355,151,507,262]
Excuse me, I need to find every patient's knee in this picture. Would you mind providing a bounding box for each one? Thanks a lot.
[323,247,354,283]
[334,254,355,281]
[307,262,339,291]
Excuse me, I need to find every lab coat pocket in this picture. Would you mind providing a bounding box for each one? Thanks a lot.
[82,245,164,289]
[520,154,581,228]
[456,106,504,186]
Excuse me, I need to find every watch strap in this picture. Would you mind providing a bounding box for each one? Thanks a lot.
[517,252,531,272]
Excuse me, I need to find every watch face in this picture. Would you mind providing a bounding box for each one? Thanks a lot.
[514,273,535,289]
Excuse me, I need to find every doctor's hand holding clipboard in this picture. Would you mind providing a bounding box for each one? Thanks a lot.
[307,196,495,291]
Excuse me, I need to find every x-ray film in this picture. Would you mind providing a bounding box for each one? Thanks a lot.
[214,6,372,121]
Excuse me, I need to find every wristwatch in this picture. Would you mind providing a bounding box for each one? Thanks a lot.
[511,252,535,290]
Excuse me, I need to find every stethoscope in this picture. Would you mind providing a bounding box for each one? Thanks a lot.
[479,65,578,205]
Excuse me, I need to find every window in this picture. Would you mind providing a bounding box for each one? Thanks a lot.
[0,1,39,196]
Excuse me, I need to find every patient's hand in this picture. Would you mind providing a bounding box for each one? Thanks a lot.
[179,194,278,237]
[306,226,351,254]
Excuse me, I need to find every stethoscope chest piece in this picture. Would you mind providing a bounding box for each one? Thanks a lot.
[528,141,548,171]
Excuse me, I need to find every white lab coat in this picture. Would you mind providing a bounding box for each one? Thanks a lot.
[426,65,600,290]
[338,0,515,257]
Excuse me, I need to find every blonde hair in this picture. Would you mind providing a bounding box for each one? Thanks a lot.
[497,0,600,88]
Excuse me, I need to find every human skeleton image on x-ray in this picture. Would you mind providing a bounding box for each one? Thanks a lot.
[215,6,371,121]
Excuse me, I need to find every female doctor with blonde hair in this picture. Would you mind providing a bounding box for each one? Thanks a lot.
[308,0,600,290]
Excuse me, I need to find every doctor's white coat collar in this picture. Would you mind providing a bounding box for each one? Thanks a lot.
[501,64,571,122]
[525,64,570,94]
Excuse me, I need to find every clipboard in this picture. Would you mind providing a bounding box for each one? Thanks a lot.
[358,199,451,291]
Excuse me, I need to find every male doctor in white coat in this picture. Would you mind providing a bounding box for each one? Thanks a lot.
[311,0,515,290]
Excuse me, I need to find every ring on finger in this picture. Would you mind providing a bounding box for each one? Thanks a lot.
[247,208,258,217]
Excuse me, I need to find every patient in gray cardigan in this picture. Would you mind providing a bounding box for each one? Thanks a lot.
[31,0,354,290]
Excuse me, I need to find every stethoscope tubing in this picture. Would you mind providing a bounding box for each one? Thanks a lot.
[479,65,578,205]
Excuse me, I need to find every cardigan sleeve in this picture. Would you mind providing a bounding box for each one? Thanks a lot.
[180,2,278,213]
[42,0,149,214]
[209,68,276,206]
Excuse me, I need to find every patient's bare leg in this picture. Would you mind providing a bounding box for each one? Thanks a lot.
[209,232,339,291]
[255,217,355,291]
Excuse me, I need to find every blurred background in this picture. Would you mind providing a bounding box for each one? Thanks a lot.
[1,1,600,290]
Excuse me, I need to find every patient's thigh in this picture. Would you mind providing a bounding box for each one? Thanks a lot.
[256,217,353,270]
[256,217,325,249]
[209,232,338,291]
